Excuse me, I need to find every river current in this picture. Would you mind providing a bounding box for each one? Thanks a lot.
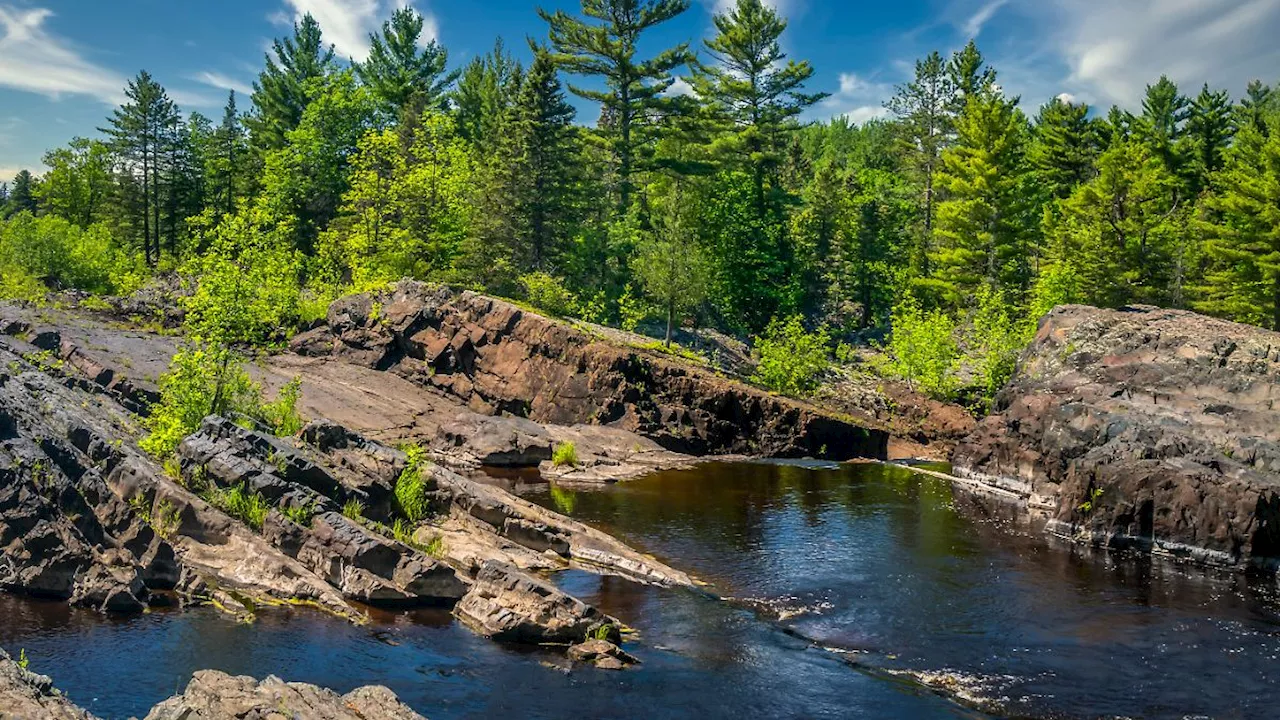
[2,461,1276,718]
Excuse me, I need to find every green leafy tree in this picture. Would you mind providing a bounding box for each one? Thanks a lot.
[1028,97,1099,201]
[1184,84,1235,195]
[691,0,827,218]
[540,0,694,210]
[357,7,458,114]
[248,13,335,154]
[882,295,959,399]
[932,90,1035,305]
[452,38,522,150]
[37,138,114,228]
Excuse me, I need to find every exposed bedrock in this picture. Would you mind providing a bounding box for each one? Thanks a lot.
[291,281,887,461]
[953,305,1280,570]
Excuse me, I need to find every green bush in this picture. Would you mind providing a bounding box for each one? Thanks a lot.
[140,344,260,458]
[552,442,579,467]
[395,444,432,522]
[881,296,959,400]
[751,315,832,397]
[967,286,1025,404]
[0,213,144,297]
[519,272,579,318]
[342,498,367,521]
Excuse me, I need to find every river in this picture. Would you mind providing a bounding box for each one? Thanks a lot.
[2,461,1277,718]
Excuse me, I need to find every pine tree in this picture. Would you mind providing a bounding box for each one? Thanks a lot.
[1238,80,1276,132]
[947,40,997,115]
[101,71,180,265]
[247,14,335,154]
[540,0,693,211]
[501,48,581,270]
[1134,76,1189,177]
[5,170,37,218]
[886,52,953,275]
[932,90,1034,305]
[1028,97,1099,200]
[1195,118,1280,328]
[1050,139,1186,308]
[208,91,251,216]
[690,0,826,227]
[452,38,522,151]
[357,7,457,115]
[1184,84,1235,195]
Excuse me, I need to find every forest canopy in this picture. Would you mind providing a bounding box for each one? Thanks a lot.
[2,0,1279,407]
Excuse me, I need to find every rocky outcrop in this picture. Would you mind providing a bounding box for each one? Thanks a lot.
[455,560,619,644]
[0,649,95,719]
[291,282,887,461]
[953,305,1280,569]
[0,650,424,720]
[144,670,424,720]
[567,638,640,670]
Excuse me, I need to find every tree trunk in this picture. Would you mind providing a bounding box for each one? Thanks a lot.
[665,301,674,348]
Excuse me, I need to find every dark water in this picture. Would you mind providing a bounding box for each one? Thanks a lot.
[525,462,1280,720]
[2,462,1277,719]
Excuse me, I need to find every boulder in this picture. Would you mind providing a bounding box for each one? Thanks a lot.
[0,649,97,719]
[454,560,616,644]
[953,305,1280,569]
[567,638,640,670]
[142,670,425,720]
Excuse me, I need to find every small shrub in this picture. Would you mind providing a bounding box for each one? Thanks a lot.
[519,272,578,318]
[259,377,305,437]
[207,483,271,531]
[17,649,29,671]
[342,498,367,521]
[395,445,432,523]
[552,442,579,468]
[281,501,316,527]
[1078,487,1104,515]
[967,286,1025,405]
[589,624,617,641]
[751,315,831,397]
[881,296,960,400]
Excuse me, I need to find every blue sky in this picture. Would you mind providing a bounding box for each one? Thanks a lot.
[3,0,1280,183]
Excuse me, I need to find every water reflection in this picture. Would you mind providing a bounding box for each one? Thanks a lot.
[527,461,1280,720]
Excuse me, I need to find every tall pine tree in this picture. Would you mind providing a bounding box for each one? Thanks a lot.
[887,52,953,275]
[357,7,457,114]
[248,14,335,154]
[540,0,693,211]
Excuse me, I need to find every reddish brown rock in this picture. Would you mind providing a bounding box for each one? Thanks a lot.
[953,305,1280,569]
[291,282,887,461]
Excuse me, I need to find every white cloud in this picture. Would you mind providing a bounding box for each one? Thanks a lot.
[819,72,893,125]
[278,0,439,63]
[962,0,1010,39]
[192,71,254,97]
[1035,0,1280,108]
[0,5,124,104]
[665,77,695,97]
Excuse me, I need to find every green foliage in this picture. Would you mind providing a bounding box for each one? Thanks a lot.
[259,377,305,437]
[548,484,578,514]
[281,500,316,527]
[966,286,1025,404]
[342,498,367,521]
[1077,487,1105,515]
[519,272,579,318]
[751,315,831,397]
[17,649,29,671]
[882,296,959,400]
[140,344,260,458]
[395,445,432,523]
[247,13,335,154]
[552,442,579,468]
[207,483,271,531]
[633,187,711,345]
[0,214,144,297]
[357,7,458,114]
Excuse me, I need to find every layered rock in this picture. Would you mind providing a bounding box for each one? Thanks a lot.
[455,560,619,644]
[144,670,424,720]
[0,649,95,719]
[292,282,887,461]
[953,305,1280,569]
